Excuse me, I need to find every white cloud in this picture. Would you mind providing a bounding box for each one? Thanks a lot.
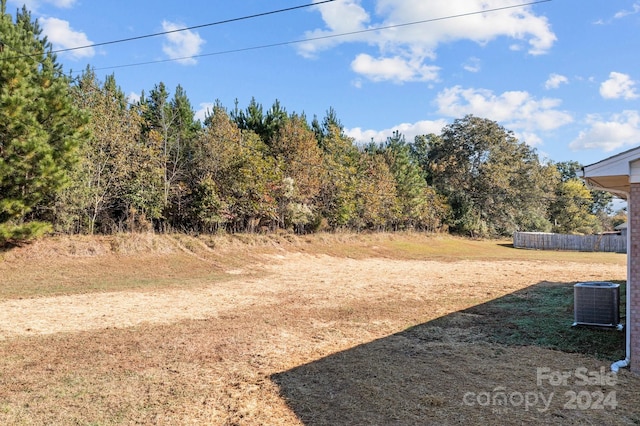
[40,17,94,59]
[161,21,205,66]
[463,57,481,73]
[301,0,556,83]
[315,0,371,32]
[351,54,440,83]
[594,2,640,25]
[509,43,523,52]
[49,0,75,6]
[570,111,640,152]
[436,85,573,132]
[600,72,639,100]
[195,102,215,123]
[614,2,640,19]
[545,73,568,90]
[346,83,576,149]
[127,92,141,105]
[515,131,544,147]
[298,0,371,58]
[346,119,448,144]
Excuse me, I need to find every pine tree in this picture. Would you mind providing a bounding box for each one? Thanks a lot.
[380,131,439,230]
[315,111,361,229]
[192,105,281,232]
[0,2,85,243]
[139,82,200,230]
[231,98,287,146]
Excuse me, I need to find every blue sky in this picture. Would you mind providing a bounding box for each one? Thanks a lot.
[7,0,640,167]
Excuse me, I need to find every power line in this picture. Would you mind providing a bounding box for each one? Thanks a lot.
[87,0,552,73]
[0,0,338,60]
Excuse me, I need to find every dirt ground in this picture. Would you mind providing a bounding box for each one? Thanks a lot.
[0,254,616,339]
[0,234,637,425]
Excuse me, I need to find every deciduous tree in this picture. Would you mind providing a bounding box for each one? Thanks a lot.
[314,110,360,229]
[356,149,400,230]
[270,113,323,231]
[426,115,553,237]
[549,178,601,234]
[140,82,199,229]
[192,105,280,232]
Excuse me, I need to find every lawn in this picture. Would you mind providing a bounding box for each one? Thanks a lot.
[0,232,637,425]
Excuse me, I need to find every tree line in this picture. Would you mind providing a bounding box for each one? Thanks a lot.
[0,4,623,244]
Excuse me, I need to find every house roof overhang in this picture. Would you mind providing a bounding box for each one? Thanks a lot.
[582,146,640,199]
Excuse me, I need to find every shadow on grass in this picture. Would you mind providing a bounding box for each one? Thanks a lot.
[0,240,22,255]
[497,243,515,249]
[271,279,633,425]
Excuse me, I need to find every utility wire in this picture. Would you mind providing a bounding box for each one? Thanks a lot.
[86,0,552,72]
[0,0,586,214]
[0,0,338,60]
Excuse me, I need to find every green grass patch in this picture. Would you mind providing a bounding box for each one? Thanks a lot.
[384,237,626,263]
[452,281,627,360]
[285,233,626,264]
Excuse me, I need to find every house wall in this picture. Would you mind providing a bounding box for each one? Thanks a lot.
[630,184,640,373]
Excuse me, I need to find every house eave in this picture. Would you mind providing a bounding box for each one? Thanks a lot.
[582,175,630,198]
[582,146,640,197]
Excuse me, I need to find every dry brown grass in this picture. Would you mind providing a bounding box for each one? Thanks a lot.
[0,232,637,425]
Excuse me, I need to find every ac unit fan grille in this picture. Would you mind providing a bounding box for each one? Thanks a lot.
[573,282,620,327]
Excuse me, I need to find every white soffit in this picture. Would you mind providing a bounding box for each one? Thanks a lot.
[581,146,640,196]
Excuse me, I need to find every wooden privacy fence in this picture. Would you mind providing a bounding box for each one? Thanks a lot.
[513,232,626,253]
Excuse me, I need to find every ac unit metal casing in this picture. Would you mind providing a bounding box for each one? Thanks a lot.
[573,281,621,328]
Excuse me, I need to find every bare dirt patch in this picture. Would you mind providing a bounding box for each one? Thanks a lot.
[0,254,621,339]
[0,233,636,425]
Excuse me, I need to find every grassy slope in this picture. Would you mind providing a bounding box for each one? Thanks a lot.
[0,232,626,300]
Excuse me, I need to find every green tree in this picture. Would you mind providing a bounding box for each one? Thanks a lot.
[225,131,280,232]
[314,110,361,229]
[611,208,627,229]
[232,98,287,146]
[0,3,85,242]
[356,150,400,230]
[139,82,199,229]
[58,69,158,234]
[264,99,288,145]
[191,104,239,231]
[61,70,128,233]
[426,115,553,237]
[549,179,601,234]
[231,97,265,140]
[511,159,557,233]
[378,131,445,231]
[189,175,227,233]
[270,113,323,231]
[556,160,582,182]
[192,105,280,232]
[409,133,440,182]
[555,160,614,225]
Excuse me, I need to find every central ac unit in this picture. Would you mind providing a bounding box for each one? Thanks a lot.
[573,281,621,328]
